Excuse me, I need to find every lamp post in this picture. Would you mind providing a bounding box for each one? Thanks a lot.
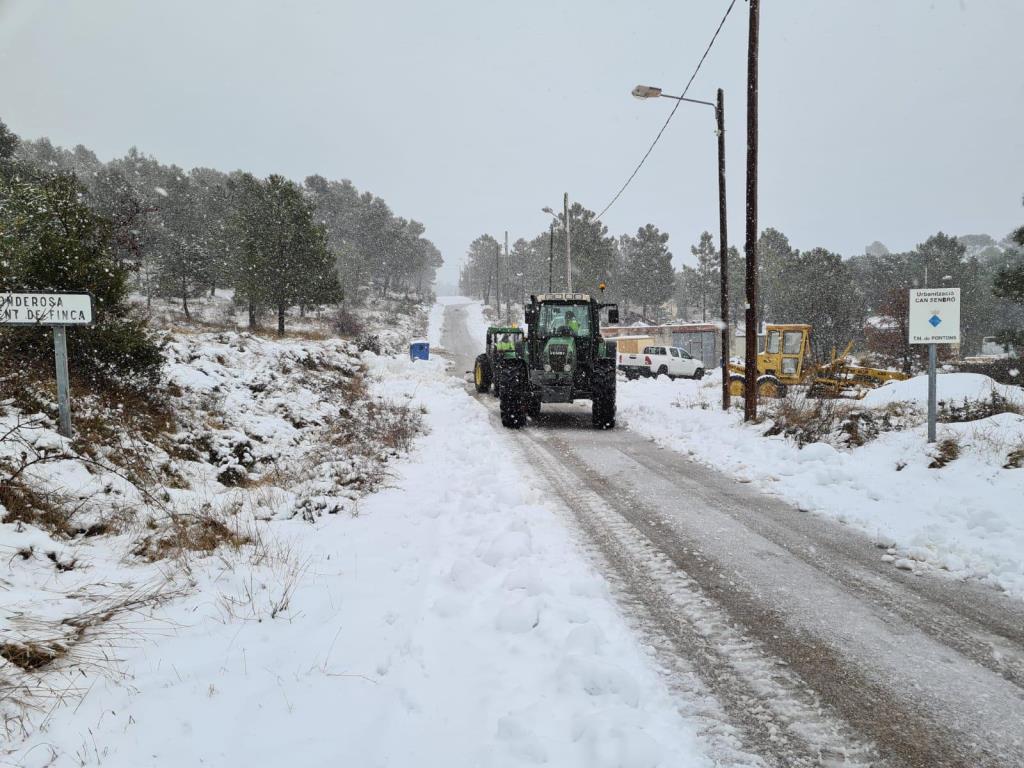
[542,204,571,293]
[542,195,572,292]
[633,84,731,410]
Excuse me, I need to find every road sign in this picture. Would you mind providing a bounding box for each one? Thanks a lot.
[0,292,93,325]
[908,287,960,445]
[1,292,94,438]
[908,288,960,345]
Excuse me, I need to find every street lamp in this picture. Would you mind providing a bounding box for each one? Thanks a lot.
[633,83,732,411]
[542,193,572,292]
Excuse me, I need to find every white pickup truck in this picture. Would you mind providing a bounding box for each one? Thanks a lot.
[618,345,705,380]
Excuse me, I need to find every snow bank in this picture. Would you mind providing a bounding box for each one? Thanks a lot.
[863,371,1024,407]
[617,374,1024,599]
[8,341,710,766]
[464,299,491,344]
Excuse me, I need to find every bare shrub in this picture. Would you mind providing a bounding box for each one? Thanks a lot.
[763,391,921,448]
[355,332,383,355]
[328,398,424,457]
[763,393,853,447]
[333,307,364,337]
[938,392,1023,423]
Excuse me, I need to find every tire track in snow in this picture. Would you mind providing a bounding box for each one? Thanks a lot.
[621,440,1024,691]
[511,427,884,768]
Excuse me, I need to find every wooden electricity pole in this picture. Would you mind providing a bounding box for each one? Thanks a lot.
[716,87,730,411]
[743,0,760,422]
[494,242,501,311]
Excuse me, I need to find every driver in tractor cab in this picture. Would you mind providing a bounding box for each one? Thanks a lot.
[565,311,580,335]
[495,333,514,354]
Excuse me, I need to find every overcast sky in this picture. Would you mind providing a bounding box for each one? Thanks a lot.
[1,0,1021,285]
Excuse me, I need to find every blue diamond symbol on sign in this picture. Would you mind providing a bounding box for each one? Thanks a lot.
[929,314,942,327]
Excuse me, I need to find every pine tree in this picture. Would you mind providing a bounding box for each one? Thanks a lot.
[690,231,719,322]
[620,224,674,320]
[0,172,162,385]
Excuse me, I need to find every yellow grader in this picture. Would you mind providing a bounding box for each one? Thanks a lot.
[727,323,908,399]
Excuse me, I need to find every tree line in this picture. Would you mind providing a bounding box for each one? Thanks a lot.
[458,198,1024,362]
[0,116,444,388]
[3,119,443,334]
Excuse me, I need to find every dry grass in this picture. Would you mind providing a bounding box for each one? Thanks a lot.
[216,524,309,623]
[0,479,74,538]
[1004,444,1024,469]
[928,437,962,468]
[1,580,183,738]
[131,505,250,564]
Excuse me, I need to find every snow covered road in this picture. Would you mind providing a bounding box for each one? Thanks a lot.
[441,302,1024,768]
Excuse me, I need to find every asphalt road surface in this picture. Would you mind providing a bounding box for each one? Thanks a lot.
[441,303,1024,768]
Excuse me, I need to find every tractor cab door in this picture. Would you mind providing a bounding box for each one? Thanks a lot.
[779,328,807,382]
[761,327,808,383]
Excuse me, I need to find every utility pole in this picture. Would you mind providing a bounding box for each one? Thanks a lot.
[563,192,572,292]
[716,87,730,411]
[495,242,501,312]
[743,0,760,422]
[549,222,555,292]
[505,230,511,323]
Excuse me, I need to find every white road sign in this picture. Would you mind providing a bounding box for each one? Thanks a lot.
[908,287,960,345]
[0,292,93,325]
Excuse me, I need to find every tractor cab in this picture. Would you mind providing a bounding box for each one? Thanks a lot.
[759,324,811,383]
[486,325,524,357]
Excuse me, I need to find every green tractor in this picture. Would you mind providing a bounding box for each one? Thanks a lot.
[494,293,619,429]
[474,326,525,396]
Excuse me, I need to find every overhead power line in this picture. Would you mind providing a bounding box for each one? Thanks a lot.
[595,0,739,221]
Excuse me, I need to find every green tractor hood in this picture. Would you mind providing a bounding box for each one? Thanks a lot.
[542,336,577,374]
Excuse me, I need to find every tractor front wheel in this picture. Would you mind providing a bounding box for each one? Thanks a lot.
[592,367,616,429]
[474,354,492,393]
[499,368,526,428]
[527,395,542,420]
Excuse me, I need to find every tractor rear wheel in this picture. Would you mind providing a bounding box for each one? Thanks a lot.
[499,368,526,428]
[728,373,747,398]
[592,367,616,429]
[474,354,492,393]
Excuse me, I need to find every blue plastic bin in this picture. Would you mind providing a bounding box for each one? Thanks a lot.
[409,341,430,361]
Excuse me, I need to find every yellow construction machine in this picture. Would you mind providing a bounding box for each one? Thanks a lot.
[727,323,908,399]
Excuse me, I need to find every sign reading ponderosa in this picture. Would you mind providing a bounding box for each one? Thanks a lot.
[0,293,93,325]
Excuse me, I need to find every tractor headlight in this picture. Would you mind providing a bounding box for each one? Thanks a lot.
[544,364,551,372]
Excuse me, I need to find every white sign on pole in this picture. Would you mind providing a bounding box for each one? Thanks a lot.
[908,288,960,345]
[0,293,93,326]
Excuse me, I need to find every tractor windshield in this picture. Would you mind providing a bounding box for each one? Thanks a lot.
[539,303,590,337]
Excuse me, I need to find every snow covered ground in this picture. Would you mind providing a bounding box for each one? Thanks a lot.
[617,371,1024,599]
[2,304,712,767]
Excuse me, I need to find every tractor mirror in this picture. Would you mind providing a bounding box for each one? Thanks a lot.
[607,307,619,325]
[525,307,538,326]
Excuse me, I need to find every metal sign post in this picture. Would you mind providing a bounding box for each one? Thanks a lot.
[53,325,73,437]
[0,292,94,438]
[908,287,960,444]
